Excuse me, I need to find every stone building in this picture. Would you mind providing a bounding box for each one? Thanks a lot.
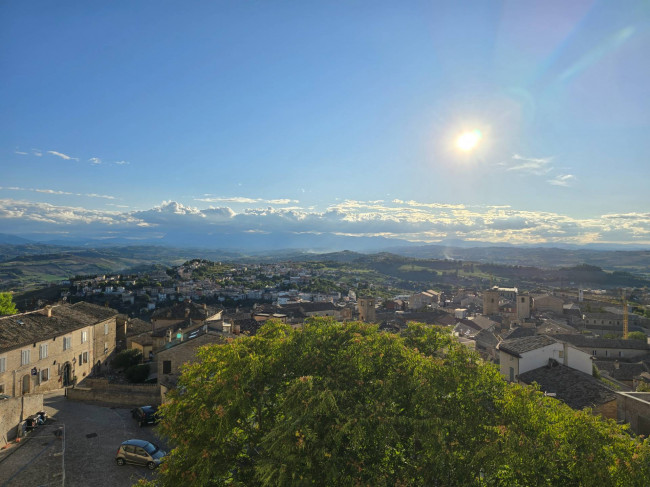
[533,294,564,314]
[157,331,228,401]
[482,289,500,316]
[358,297,376,323]
[151,301,222,331]
[0,303,118,397]
[516,294,531,320]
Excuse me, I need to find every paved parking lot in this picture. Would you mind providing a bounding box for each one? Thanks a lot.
[0,391,166,487]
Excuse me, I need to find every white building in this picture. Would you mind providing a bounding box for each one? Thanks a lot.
[497,335,592,382]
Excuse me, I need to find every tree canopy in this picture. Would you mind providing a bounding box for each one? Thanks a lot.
[0,292,17,315]
[141,319,650,486]
[627,331,647,341]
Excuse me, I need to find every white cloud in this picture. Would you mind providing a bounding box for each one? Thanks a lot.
[32,149,42,157]
[14,150,28,155]
[0,186,115,200]
[84,193,115,200]
[114,160,130,165]
[89,157,102,165]
[47,150,79,161]
[505,154,554,175]
[547,174,576,187]
[0,197,648,246]
[195,196,299,205]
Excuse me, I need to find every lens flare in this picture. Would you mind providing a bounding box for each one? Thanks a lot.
[456,130,482,151]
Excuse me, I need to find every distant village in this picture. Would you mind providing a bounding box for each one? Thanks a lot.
[3,258,650,447]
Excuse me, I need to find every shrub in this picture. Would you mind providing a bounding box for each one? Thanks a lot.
[112,349,142,370]
[125,364,150,383]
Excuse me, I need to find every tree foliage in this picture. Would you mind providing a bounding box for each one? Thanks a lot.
[0,292,18,315]
[141,319,650,487]
[125,363,150,383]
[112,349,142,370]
[627,331,647,341]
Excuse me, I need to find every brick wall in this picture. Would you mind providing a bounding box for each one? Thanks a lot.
[0,394,44,445]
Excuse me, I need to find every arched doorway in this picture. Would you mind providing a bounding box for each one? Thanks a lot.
[62,363,72,387]
[22,374,30,395]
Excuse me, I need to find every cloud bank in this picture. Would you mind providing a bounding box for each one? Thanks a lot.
[0,197,648,247]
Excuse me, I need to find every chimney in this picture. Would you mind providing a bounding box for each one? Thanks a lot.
[41,305,53,318]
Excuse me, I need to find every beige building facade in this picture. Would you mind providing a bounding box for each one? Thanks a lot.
[0,303,118,397]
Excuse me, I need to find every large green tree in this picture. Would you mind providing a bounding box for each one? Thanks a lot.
[141,319,650,486]
[0,292,17,315]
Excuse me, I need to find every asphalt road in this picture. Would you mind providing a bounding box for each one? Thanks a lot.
[0,391,166,487]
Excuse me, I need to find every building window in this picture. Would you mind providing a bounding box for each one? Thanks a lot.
[163,360,172,374]
[592,350,597,356]
[104,323,109,335]
[21,350,30,366]
[559,350,564,358]
[104,342,109,354]
[0,357,5,373]
[41,368,49,382]
[509,367,515,382]
[619,351,623,357]
[63,337,71,351]
[82,352,88,364]
[0,383,4,394]
[39,344,48,360]
[81,331,88,343]
[605,350,608,357]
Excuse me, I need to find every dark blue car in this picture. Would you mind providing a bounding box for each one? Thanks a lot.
[131,406,158,427]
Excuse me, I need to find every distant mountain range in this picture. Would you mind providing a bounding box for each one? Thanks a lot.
[0,234,650,289]
[3,232,648,253]
[0,233,649,291]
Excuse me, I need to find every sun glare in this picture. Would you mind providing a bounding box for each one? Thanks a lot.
[456,130,482,151]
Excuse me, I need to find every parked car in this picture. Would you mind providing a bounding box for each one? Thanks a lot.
[0,394,10,400]
[115,439,166,470]
[131,406,158,427]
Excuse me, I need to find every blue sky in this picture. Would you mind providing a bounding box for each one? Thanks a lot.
[2,1,650,247]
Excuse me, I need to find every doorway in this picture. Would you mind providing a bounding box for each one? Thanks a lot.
[62,362,72,387]
[22,374,30,395]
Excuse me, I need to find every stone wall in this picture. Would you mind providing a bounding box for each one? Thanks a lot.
[593,399,617,420]
[66,378,160,407]
[617,392,650,435]
[0,394,44,445]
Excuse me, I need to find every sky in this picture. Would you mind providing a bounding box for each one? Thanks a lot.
[2,1,650,248]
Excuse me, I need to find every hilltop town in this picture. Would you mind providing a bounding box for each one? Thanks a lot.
[3,255,650,484]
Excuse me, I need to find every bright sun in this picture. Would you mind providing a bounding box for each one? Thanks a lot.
[456,130,482,151]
